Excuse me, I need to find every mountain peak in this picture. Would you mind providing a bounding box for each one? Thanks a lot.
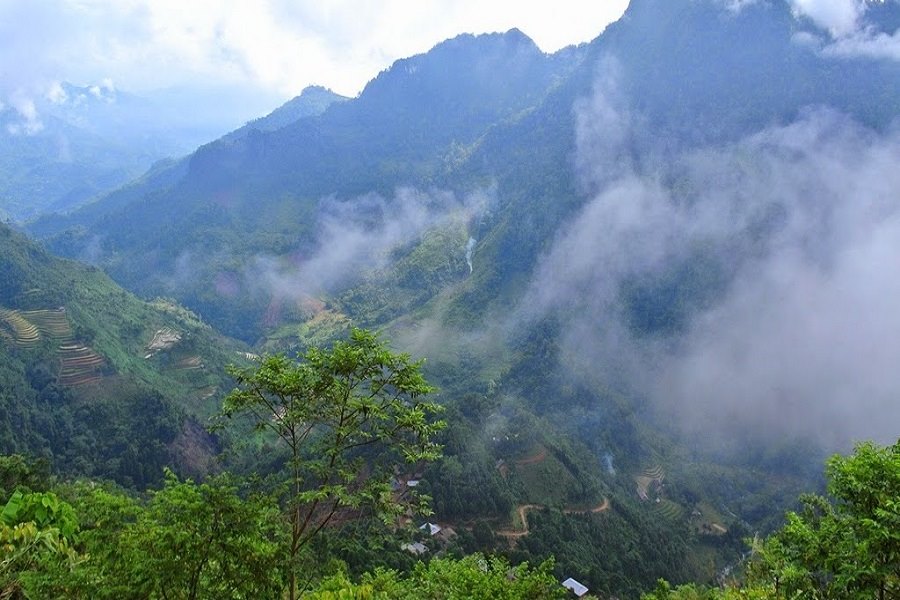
[502,27,533,43]
[229,86,348,137]
[298,84,340,97]
[54,80,119,105]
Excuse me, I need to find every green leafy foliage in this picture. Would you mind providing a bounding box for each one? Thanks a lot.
[120,472,285,600]
[755,440,900,599]
[0,489,81,599]
[220,328,445,599]
[0,456,50,502]
[305,554,567,600]
[21,474,285,600]
[641,578,774,599]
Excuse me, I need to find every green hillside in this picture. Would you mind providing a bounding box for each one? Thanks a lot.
[0,224,248,487]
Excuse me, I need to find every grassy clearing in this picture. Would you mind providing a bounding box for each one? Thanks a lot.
[690,501,729,536]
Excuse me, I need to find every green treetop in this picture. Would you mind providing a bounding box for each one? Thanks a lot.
[221,328,445,600]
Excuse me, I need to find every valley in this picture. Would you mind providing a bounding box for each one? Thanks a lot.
[3,0,900,597]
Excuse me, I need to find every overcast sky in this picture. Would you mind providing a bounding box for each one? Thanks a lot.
[0,0,629,102]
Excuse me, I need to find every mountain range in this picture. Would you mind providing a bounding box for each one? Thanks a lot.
[31,0,900,341]
[6,0,900,595]
[0,80,290,222]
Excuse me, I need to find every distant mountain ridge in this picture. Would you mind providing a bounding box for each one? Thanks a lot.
[225,85,349,139]
[33,0,900,341]
[0,80,284,223]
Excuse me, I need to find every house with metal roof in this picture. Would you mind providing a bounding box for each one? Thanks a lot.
[562,577,589,597]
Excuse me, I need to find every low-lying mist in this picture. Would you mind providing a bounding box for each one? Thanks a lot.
[520,59,900,450]
[248,187,492,302]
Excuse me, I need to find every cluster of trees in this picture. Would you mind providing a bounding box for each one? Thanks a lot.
[4,435,896,599]
[303,554,567,599]
[511,502,700,598]
[1,467,569,600]
[2,329,446,599]
[3,327,897,599]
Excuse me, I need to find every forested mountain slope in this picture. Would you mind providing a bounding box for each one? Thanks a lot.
[0,223,247,487]
[33,29,585,340]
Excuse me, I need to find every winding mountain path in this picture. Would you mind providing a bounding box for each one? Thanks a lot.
[564,497,611,515]
[497,498,610,539]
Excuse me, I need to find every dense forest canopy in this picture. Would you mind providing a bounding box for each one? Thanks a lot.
[2,413,897,598]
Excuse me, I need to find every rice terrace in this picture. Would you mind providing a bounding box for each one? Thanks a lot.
[1,306,105,387]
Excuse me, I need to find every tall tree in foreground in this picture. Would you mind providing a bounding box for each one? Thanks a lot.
[220,328,444,600]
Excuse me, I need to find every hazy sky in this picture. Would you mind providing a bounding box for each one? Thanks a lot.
[0,0,629,100]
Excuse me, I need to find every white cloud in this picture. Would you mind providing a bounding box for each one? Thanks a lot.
[246,186,492,300]
[46,81,68,105]
[720,0,761,13]
[823,28,900,60]
[6,93,43,135]
[0,0,628,102]
[789,0,900,61]
[790,0,865,36]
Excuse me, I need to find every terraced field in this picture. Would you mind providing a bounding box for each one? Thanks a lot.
[21,309,74,340]
[653,498,685,522]
[1,306,106,387]
[635,465,665,501]
[0,308,41,348]
[58,343,105,386]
